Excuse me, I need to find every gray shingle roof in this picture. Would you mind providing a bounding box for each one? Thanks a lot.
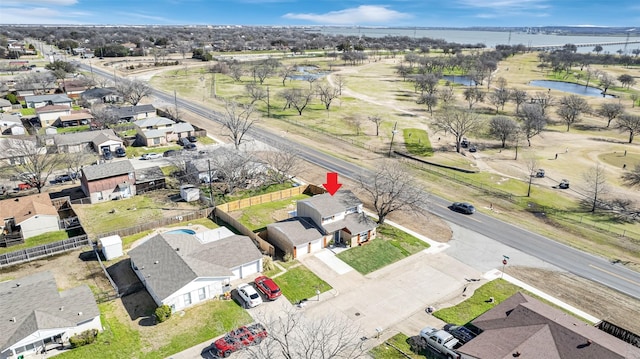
[267,217,324,246]
[81,87,117,100]
[322,212,376,235]
[129,233,261,301]
[24,94,72,104]
[135,166,165,183]
[0,271,99,352]
[111,104,156,118]
[458,292,640,359]
[299,190,362,217]
[53,129,119,146]
[134,116,175,128]
[82,160,134,181]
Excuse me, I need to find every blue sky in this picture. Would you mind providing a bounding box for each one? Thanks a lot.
[1,0,639,27]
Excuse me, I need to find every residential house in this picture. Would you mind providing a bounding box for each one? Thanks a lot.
[61,80,89,98]
[111,104,156,122]
[129,231,263,311]
[15,81,58,99]
[0,113,25,135]
[267,190,377,258]
[134,116,194,146]
[457,292,640,359]
[50,129,122,154]
[0,271,101,359]
[0,194,60,244]
[0,98,12,112]
[80,87,121,105]
[25,94,73,109]
[80,160,136,203]
[135,166,166,193]
[36,105,71,127]
[0,137,41,166]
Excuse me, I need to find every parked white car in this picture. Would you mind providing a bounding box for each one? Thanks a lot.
[237,283,263,308]
[141,152,162,160]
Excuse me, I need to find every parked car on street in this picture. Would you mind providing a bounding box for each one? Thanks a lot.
[163,149,178,157]
[450,202,476,214]
[559,179,570,189]
[177,137,190,146]
[141,152,162,160]
[115,147,126,157]
[254,275,282,301]
[237,283,263,308]
[103,149,113,160]
[211,323,268,358]
[55,172,78,183]
[183,143,197,151]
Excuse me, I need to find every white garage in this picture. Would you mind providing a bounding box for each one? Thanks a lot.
[309,238,323,253]
[295,244,309,257]
[231,259,262,280]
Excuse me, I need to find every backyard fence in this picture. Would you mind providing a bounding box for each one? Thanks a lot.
[216,186,307,212]
[0,234,90,268]
[214,209,275,257]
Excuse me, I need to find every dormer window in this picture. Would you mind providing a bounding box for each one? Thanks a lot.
[321,215,335,223]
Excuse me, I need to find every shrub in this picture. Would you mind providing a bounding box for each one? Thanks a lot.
[69,329,98,348]
[262,255,275,271]
[155,304,172,323]
[283,252,294,263]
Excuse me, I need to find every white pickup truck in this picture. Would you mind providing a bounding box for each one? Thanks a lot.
[419,326,461,359]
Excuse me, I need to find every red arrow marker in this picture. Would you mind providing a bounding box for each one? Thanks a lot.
[323,172,342,196]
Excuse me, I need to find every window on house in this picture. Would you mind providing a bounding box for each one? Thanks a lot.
[153,138,160,145]
[359,231,369,242]
[97,191,103,200]
[322,215,335,223]
[183,292,192,306]
[198,287,206,300]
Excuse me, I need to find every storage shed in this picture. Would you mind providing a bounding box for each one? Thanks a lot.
[180,185,200,202]
[99,235,123,260]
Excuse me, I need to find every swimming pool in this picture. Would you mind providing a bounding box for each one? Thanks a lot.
[165,229,196,235]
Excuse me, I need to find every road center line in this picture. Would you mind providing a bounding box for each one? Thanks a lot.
[589,264,640,286]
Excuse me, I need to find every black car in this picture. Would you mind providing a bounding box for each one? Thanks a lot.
[103,149,113,160]
[115,147,126,157]
[444,324,477,344]
[177,137,190,147]
[450,202,476,214]
[163,149,178,157]
[184,143,197,151]
[187,135,198,143]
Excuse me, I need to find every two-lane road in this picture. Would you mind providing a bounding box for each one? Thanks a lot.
[84,63,640,300]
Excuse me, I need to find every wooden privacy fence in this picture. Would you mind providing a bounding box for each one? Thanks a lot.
[215,209,275,257]
[217,186,306,212]
[0,235,90,268]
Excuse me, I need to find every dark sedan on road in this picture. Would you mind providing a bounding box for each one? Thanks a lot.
[450,202,476,214]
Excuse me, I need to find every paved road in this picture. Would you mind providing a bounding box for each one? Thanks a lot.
[82,64,640,300]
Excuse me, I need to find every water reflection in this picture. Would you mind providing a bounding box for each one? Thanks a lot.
[289,66,330,81]
[529,80,615,98]
[442,75,476,86]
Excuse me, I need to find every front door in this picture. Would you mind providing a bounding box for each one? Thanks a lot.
[333,231,342,245]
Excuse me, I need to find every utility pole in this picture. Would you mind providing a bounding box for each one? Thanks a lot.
[208,159,217,222]
[388,121,398,157]
[266,86,270,118]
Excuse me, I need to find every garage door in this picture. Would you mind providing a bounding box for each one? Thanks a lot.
[309,238,323,253]
[230,267,241,281]
[241,260,261,277]
[295,244,309,257]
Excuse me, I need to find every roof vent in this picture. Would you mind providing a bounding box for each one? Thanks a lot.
[10,317,16,322]
[77,312,82,316]
[176,247,180,251]
[60,306,64,311]
[16,283,20,287]
[154,260,159,264]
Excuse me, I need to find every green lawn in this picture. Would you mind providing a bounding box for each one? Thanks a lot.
[370,333,433,359]
[0,230,69,255]
[75,197,162,236]
[336,224,430,274]
[56,299,251,359]
[236,193,309,232]
[121,230,154,250]
[433,279,522,325]
[403,128,433,157]
[165,217,219,229]
[273,266,332,304]
[57,125,90,134]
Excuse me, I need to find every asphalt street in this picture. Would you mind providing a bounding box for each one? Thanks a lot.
[82,63,640,300]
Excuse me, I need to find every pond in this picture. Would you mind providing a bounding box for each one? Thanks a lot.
[288,66,330,81]
[443,75,476,86]
[529,80,615,98]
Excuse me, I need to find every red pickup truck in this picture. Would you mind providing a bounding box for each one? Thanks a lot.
[212,323,268,358]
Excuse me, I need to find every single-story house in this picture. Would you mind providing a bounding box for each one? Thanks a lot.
[0,271,101,359]
[58,111,93,127]
[457,292,640,359]
[61,80,88,98]
[0,98,12,112]
[0,194,60,243]
[267,217,327,259]
[80,87,121,105]
[129,231,263,311]
[80,160,136,203]
[49,129,122,154]
[135,166,166,193]
[24,94,72,109]
[0,113,25,135]
[134,116,194,146]
[36,105,71,127]
[111,104,156,122]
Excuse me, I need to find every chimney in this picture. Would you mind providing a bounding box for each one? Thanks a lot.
[154,260,159,264]
[15,283,20,287]
[10,317,16,322]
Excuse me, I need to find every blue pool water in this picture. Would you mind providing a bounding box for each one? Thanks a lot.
[165,229,196,235]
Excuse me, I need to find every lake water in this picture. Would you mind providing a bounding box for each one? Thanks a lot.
[308,27,638,54]
[289,66,330,80]
[529,80,615,98]
[442,75,476,86]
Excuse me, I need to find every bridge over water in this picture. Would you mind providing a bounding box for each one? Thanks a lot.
[530,40,640,51]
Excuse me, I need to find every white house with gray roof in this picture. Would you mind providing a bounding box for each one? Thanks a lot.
[133,116,194,147]
[268,190,377,258]
[0,271,101,359]
[129,232,263,311]
[24,94,72,109]
[50,129,123,154]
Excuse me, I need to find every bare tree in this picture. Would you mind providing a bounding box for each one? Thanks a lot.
[438,85,455,106]
[245,82,268,105]
[432,107,484,153]
[463,87,485,109]
[622,165,640,187]
[598,72,615,94]
[368,115,383,136]
[63,150,97,184]
[511,89,528,114]
[517,103,547,146]
[615,113,640,143]
[346,116,363,135]
[417,93,438,115]
[531,91,554,116]
[630,93,638,108]
[260,143,303,185]
[228,62,244,82]
[1,137,62,193]
[333,74,346,95]
[246,306,367,359]
[116,78,152,105]
[358,161,429,224]
[556,95,590,132]
[316,83,340,110]
[280,88,314,115]
[90,106,120,129]
[597,102,624,127]
[525,157,538,197]
[221,101,257,150]
[211,148,259,195]
[489,115,519,148]
[280,65,295,86]
[488,88,510,113]
[583,163,608,213]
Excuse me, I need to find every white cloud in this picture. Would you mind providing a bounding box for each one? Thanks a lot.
[0,7,84,24]
[283,5,411,25]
